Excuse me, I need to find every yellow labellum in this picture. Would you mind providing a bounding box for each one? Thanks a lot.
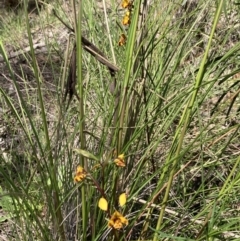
[98,197,108,211]
[119,193,127,207]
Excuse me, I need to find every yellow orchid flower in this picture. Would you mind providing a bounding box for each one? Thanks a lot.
[108,211,128,230]
[118,34,127,46]
[121,0,132,9]
[74,165,86,182]
[122,11,131,25]
[114,153,125,167]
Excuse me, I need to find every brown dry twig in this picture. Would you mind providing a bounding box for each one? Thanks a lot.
[53,9,119,106]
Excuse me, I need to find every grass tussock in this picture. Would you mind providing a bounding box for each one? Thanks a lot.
[0,0,240,240]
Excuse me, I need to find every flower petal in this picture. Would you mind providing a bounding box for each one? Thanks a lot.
[98,197,108,211]
[119,193,127,207]
[118,154,124,160]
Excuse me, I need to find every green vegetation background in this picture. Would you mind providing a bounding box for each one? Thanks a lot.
[0,0,240,240]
